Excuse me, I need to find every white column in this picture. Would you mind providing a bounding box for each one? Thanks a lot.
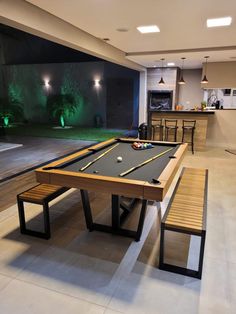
[139,70,147,124]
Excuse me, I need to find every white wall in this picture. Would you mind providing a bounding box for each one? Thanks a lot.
[178,69,204,110]
[139,71,147,124]
[207,110,236,149]
[201,61,236,88]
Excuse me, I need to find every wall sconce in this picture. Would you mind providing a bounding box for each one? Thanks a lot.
[43,78,51,88]
[94,79,101,87]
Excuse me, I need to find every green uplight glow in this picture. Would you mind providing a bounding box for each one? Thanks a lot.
[3,116,9,127]
[60,115,65,128]
[8,83,23,104]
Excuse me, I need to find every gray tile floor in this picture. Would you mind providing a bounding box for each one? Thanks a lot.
[0,146,236,314]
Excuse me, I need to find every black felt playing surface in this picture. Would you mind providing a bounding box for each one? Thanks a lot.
[61,141,180,183]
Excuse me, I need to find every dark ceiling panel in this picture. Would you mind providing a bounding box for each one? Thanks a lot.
[0,23,102,65]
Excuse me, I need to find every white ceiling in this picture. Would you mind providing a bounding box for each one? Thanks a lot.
[26,0,236,69]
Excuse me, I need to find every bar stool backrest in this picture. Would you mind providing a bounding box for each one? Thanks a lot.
[152,119,163,127]
[164,119,178,127]
[182,120,196,128]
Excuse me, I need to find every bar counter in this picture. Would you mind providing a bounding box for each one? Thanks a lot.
[149,110,215,151]
[154,110,215,115]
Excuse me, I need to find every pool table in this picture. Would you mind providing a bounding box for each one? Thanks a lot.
[35,138,187,241]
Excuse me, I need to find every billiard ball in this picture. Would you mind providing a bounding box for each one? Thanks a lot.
[117,156,123,162]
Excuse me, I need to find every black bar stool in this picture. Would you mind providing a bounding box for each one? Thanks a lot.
[182,120,196,154]
[152,119,164,141]
[164,119,178,142]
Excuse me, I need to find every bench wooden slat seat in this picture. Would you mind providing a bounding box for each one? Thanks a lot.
[159,167,208,279]
[17,184,69,239]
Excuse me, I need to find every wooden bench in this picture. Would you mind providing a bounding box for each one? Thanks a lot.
[159,167,208,279]
[17,184,69,239]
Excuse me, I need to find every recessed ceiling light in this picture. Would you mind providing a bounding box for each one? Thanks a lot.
[167,62,175,66]
[137,25,160,34]
[116,28,129,32]
[207,17,232,28]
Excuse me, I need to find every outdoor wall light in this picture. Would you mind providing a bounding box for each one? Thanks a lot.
[42,77,51,88]
[94,79,101,87]
[44,79,50,88]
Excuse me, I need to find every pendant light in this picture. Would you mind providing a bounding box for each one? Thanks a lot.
[158,58,165,85]
[201,56,209,84]
[178,57,186,85]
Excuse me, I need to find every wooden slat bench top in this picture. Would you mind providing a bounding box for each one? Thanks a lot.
[18,184,69,204]
[160,167,208,279]
[164,167,207,234]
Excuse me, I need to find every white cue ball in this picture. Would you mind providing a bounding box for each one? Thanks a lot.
[117,156,123,162]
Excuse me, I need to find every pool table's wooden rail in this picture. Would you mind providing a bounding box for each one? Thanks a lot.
[35,139,188,202]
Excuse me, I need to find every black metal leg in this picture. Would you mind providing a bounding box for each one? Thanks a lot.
[17,197,26,233]
[80,190,94,231]
[79,192,147,240]
[112,195,120,230]
[198,231,206,279]
[120,198,137,212]
[135,199,148,241]
[17,197,51,239]
[159,222,165,267]
[43,202,51,239]
[159,226,206,279]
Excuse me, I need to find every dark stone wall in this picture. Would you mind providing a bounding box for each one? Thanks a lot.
[1,61,139,128]
[2,62,106,126]
[105,63,139,129]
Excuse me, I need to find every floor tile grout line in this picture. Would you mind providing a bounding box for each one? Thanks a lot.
[0,272,15,293]
[0,205,19,223]
[5,205,158,310]
[7,226,127,308]
[8,276,110,310]
[104,307,124,314]
[105,204,159,308]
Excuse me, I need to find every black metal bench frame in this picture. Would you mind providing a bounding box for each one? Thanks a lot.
[17,185,69,239]
[159,168,208,279]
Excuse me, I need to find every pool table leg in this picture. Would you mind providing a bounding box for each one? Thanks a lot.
[120,198,139,224]
[135,199,148,241]
[112,196,139,229]
[112,195,120,230]
[80,190,94,231]
[80,191,148,241]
